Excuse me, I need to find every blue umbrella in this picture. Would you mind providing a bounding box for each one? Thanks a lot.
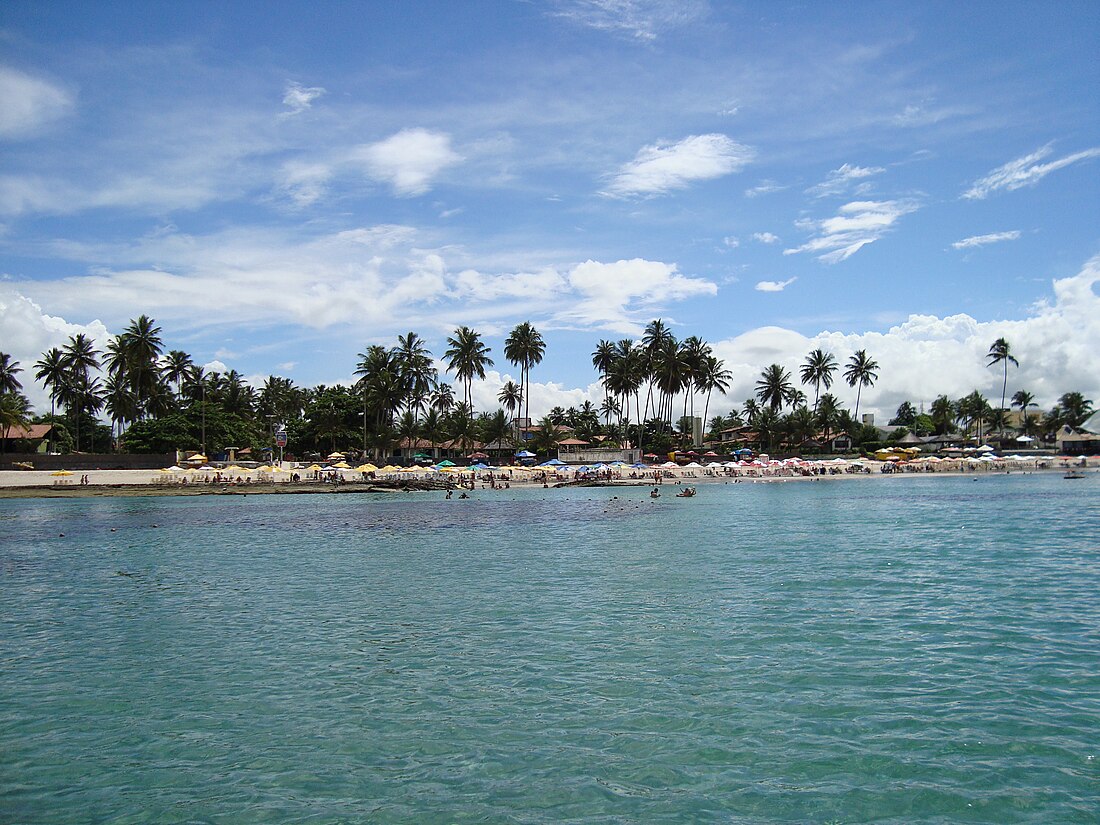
[515,450,535,458]
[470,462,489,470]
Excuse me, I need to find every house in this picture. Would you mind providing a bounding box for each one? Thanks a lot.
[0,423,54,454]
[1056,426,1100,456]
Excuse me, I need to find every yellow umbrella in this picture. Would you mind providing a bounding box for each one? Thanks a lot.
[356,463,378,472]
[333,461,351,469]
[187,454,207,462]
[306,464,323,471]
[379,465,400,472]
[327,452,345,459]
[50,469,73,476]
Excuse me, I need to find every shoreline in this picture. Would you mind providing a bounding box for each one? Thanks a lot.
[1,462,1091,499]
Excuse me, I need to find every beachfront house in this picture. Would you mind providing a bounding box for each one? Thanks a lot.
[0,423,54,454]
[1056,426,1100,456]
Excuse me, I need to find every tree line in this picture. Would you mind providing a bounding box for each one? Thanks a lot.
[0,321,1094,457]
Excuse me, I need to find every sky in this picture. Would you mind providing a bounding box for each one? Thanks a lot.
[2,0,1098,424]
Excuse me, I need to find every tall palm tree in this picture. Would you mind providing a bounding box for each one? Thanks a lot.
[444,326,493,412]
[392,332,435,414]
[843,349,879,423]
[755,363,795,413]
[591,339,616,415]
[931,395,956,435]
[498,380,523,422]
[986,337,1018,425]
[504,321,545,427]
[697,355,731,430]
[799,348,837,414]
[34,348,67,418]
[61,334,101,452]
[0,353,24,394]
[119,315,164,419]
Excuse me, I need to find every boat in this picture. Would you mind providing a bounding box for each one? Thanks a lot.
[1064,471,1086,479]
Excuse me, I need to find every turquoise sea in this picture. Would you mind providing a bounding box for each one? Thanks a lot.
[2,474,1098,823]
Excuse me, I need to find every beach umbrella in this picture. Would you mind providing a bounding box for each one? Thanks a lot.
[515,450,535,458]
[976,444,995,452]
[187,454,207,463]
[50,469,73,476]
[333,461,351,468]
[436,459,456,467]
[327,452,345,459]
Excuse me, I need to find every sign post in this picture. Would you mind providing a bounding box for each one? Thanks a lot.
[275,428,287,465]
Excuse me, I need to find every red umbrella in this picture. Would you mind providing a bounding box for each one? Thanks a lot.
[704,451,718,457]
[467,452,489,459]
[644,453,659,458]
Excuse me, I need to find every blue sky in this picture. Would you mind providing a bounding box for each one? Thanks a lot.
[2,0,1098,421]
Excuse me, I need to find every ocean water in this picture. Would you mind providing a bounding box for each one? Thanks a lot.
[1,474,1098,824]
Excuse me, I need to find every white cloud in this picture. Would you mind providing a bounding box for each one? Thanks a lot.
[281,82,326,115]
[722,236,739,248]
[744,180,785,198]
[710,254,1100,421]
[549,0,707,41]
[0,290,111,413]
[276,160,333,207]
[354,128,461,196]
[603,134,753,197]
[784,199,919,264]
[453,268,567,303]
[755,277,797,292]
[558,258,717,333]
[752,231,779,244]
[952,230,1021,250]
[963,143,1100,200]
[806,162,885,198]
[0,67,72,138]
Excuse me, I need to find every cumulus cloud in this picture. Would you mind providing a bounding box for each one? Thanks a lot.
[0,290,111,412]
[354,128,462,196]
[548,0,707,41]
[952,230,1021,250]
[0,67,72,138]
[963,143,1100,200]
[558,258,717,333]
[752,232,779,244]
[755,277,796,292]
[603,134,753,197]
[784,199,919,264]
[710,254,1100,421]
[281,82,326,115]
[806,162,885,198]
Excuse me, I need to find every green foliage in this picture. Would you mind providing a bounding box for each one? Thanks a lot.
[121,408,263,454]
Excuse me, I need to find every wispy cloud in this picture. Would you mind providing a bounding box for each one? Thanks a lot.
[952,230,1021,250]
[806,163,884,198]
[755,277,796,292]
[549,0,707,41]
[603,134,753,197]
[281,81,326,116]
[785,199,918,264]
[744,180,785,198]
[963,143,1100,199]
[0,66,72,138]
[354,128,462,196]
[752,232,779,244]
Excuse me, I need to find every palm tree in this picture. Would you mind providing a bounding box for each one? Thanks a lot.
[162,350,194,401]
[1056,392,1095,428]
[815,393,843,443]
[103,373,136,448]
[421,408,444,460]
[0,391,32,455]
[799,348,837,414]
[498,380,523,422]
[697,355,731,430]
[504,322,545,426]
[0,353,23,394]
[430,383,455,416]
[393,332,435,414]
[394,410,421,460]
[755,363,795,413]
[986,337,1018,425]
[843,349,879,423]
[1011,390,1037,435]
[599,395,621,426]
[34,348,67,419]
[61,334,101,452]
[931,395,956,435]
[591,339,616,415]
[444,326,493,412]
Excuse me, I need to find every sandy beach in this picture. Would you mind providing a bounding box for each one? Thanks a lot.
[1,456,1093,499]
